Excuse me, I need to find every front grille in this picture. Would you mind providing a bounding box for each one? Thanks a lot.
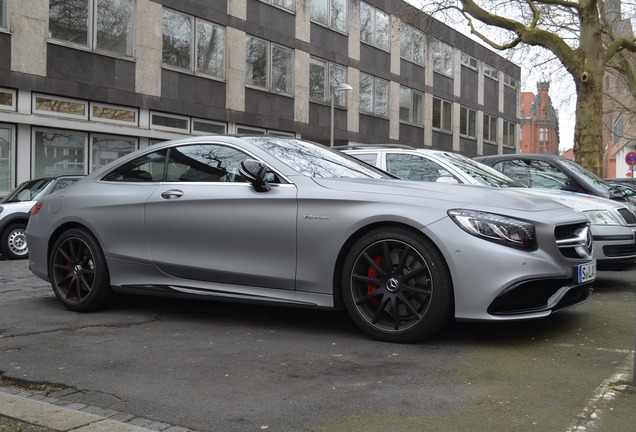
[554,222,593,259]
[616,208,636,225]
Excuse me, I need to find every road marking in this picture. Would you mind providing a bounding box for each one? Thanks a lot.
[565,352,634,432]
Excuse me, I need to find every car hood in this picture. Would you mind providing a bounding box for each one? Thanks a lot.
[518,188,623,212]
[313,178,567,212]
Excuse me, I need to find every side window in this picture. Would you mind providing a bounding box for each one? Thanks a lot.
[527,160,571,190]
[350,152,378,167]
[386,153,458,182]
[102,150,168,182]
[165,144,251,183]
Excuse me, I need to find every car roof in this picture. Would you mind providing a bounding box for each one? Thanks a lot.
[476,153,566,162]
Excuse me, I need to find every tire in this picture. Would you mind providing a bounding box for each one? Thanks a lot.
[1,223,29,260]
[342,226,453,343]
[49,228,114,311]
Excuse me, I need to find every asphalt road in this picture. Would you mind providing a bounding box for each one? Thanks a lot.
[0,257,634,432]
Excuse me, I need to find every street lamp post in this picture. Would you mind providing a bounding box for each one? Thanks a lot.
[330,83,352,147]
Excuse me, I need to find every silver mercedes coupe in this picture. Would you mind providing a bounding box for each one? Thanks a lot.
[25,136,596,343]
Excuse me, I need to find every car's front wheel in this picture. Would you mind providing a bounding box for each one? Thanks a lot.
[49,228,113,311]
[1,223,29,260]
[342,226,453,343]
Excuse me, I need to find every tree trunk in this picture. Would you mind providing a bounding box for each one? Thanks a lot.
[574,76,605,176]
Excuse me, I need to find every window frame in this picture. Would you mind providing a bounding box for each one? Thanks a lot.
[310,0,348,34]
[461,53,477,70]
[162,8,226,80]
[150,111,190,132]
[484,63,499,81]
[259,0,294,13]
[432,39,454,77]
[309,56,348,107]
[192,119,227,135]
[504,74,516,88]
[0,88,16,111]
[90,102,139,125]
[90,133,138,172]
[0,0,9,31]
[48,0,135,58]
[360,2,390,52]
[32,94,88,120]
[32,127,88,177]
[0,123,15,195]
[400,23,426,66]
[399,86,423,126]
[245,36,294,96]
[459,106,476,138]
[432,97,452,133]
[359,72,389,118]
[483,114,497,143]
[503,121,515,147]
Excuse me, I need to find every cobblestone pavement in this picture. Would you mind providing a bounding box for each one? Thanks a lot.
[0,258,52,302]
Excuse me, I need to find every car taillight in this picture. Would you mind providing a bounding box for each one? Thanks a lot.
[30,202,43,216]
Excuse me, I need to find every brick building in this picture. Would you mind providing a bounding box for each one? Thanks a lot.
[519,81,559,155]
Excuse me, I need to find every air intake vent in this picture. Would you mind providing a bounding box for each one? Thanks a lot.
[616,208,636,225]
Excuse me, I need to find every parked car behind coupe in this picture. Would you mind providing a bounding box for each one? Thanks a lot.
[0,176,83,259]
[26,136,595,342]
[340,145,636,268]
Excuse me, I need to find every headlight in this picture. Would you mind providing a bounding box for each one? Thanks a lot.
[583,210,622,226]
[448,209,537,251]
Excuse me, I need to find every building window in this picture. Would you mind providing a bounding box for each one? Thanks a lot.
[246,36,293,96]
[311,0,347,33]
[192,119,226,135]
[91,135,137,171]
[34,129,86,177]
[359,73,389,117]
[360,2,389,51]
[504,74,516,88]
[483,114,497,143]
[151,112,190,132]
[613,115,624,145]
[162,9,225,79]
[461,53,477,70]
[432,39,453,77]
[0,124,13,194]
[484,63,498,80]
[260,0,294,12]
[0,0,8,30]
[49,0,135,57]
[0,88,15,111]
[399,86,423,125]
[91,103,138,125]
[309,57,348,107]
[459,106,476,138]
[538,127,545,143]
[400,24,426,66]
[236,125,266,135]
[33,95,88,119]
[503,121,515,147]
[432,98,452,132]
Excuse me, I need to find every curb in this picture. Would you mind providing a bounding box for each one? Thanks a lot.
[0,387,194,432]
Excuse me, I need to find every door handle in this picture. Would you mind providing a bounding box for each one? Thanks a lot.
[160,189,184,199]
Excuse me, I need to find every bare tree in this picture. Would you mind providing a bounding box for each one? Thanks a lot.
[419,0,636,175]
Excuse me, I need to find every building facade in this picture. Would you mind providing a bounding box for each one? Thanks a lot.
[0,0,520,195]
[519,82,559,155]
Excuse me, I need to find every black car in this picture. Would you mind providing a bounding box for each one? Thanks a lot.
[475,153,636,213]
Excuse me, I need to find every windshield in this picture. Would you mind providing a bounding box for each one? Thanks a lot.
[556,158,613,195]
[247,137,391,179]
[436,152,524,188]
[1,178,52,203]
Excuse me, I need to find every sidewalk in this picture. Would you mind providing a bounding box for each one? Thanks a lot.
[0,386,192,432]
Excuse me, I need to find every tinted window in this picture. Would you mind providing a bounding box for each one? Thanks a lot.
[102,150,168,182]
[1,179,52,203]
[494,159,570,190]
[50,177,81,193]
[165,144,250,183]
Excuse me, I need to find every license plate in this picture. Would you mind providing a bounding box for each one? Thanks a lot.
[577,262,596,283]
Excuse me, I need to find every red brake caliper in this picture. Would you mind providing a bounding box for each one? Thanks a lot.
[367,256,382,306]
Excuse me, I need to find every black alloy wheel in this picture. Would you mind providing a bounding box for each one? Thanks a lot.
[49,228,113,311]
[342,226,453,343]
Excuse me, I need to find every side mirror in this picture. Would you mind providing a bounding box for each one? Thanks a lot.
[239,159,272,192]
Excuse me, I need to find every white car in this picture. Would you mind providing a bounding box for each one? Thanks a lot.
[341,146,636,268]
[0,176,83,259]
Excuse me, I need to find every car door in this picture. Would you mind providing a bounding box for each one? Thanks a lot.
[144,142,299,291]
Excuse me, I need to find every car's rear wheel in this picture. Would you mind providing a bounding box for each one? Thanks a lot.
[1,223,28,260]
[49,228,113,311]
[342,226,453,343]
